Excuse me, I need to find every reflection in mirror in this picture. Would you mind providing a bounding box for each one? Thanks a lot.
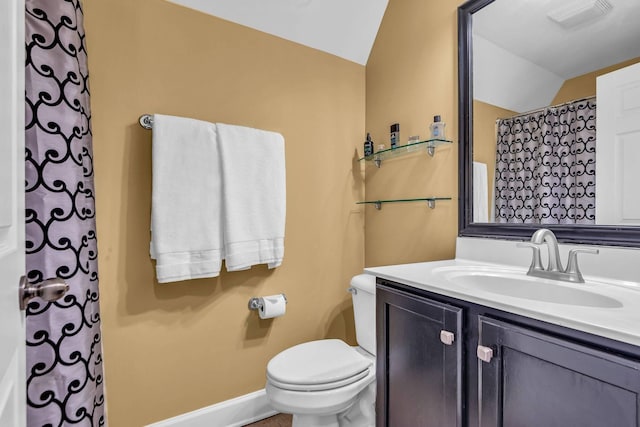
[472,0,640,224]
[469,0,640,225]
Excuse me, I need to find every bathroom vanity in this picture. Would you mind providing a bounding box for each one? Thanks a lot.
[366,239,640,427]
[403,0,640,423]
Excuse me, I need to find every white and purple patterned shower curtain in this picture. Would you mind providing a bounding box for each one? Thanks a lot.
[25,0,106,425]
[494,98,596,224]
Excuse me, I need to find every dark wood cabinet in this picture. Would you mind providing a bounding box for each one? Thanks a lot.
[376,285,463,427]
[478,316,640,427]
[376,280,640,427]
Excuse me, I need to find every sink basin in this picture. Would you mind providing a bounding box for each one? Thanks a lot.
[433,267,622,308]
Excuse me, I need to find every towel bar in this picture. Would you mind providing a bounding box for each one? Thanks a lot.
[139,114,153,130]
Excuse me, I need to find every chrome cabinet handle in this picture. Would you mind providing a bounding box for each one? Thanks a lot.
[477,345,494,363]
[19,276,69,310]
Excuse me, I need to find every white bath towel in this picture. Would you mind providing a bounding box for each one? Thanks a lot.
[473,161,489,223]
[216,123,286,272]
[150,114,223,283]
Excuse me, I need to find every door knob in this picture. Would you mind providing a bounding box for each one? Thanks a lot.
[19,276,69,310]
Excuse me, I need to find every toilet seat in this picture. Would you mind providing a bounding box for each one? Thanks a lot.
[268,368,370,392]
[267,339,373,392]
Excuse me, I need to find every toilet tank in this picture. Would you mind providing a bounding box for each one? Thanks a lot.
[350,274,376,356]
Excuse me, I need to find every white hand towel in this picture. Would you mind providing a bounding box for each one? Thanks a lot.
[150,114,223,283]
[216,123,286,272]
[473,161,489,223]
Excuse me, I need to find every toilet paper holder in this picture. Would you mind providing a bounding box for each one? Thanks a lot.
[248,294,288,311]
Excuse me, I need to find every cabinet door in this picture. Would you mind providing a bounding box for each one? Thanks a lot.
[478,316,640,427]
[377,285,462,427]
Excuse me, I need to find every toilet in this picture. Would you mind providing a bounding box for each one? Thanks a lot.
[265,274,377,427]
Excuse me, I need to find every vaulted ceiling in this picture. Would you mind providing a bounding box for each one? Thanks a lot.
[165,0,639,112]
[473,0,640,112]
[166,0,389,65]
[474,0,640,80]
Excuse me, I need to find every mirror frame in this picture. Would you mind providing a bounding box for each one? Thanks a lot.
[457,0,640,247]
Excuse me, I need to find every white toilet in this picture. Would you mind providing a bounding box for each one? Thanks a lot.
[265,274,377,427]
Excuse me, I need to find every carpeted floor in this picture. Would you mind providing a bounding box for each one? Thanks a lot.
[244,413,292,427]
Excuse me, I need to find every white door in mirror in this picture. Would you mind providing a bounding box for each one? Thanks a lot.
[596,61,640,224]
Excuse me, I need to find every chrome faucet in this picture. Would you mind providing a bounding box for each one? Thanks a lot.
[531,229,562,272]
[517,229,599,283]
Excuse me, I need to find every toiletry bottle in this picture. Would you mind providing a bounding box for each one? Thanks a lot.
[430,115,446,140]
[364,133,374,157]
[390,123,400,149]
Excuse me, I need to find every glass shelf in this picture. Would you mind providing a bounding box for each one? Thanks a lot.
[356,197,451,210]
[359,138,453,167]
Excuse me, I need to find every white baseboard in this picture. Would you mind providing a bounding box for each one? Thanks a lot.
[146,389,278,427]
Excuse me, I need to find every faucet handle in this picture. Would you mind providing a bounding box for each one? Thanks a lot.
[564,248,599,282]
[516,242,543,272]
[568,248,599,255]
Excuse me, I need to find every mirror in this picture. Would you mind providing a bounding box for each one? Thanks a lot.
[458,0,640,245]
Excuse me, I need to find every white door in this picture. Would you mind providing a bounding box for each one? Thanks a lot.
[596,61,640,224]
[0,0,26,425]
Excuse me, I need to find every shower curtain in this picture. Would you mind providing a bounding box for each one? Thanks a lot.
[25,0,106,425]
[494,98,596,224]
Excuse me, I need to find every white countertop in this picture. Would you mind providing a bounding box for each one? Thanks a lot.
[365,238,640,347]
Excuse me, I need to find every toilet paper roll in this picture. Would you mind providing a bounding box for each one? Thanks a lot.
[259,294,287,319]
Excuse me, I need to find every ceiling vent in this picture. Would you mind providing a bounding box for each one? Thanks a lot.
[547,0,613,29]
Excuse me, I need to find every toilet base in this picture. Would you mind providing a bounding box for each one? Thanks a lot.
[290,381,376,427]
[292,414,340,427]
[337,381,376,427]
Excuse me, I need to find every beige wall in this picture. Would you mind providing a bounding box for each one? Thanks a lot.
[473,100,517,219]
[364,0,460,266]
[552,57,640,104]
[84,1,365,425]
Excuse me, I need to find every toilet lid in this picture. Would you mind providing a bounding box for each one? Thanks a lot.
[267,339,372,391]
